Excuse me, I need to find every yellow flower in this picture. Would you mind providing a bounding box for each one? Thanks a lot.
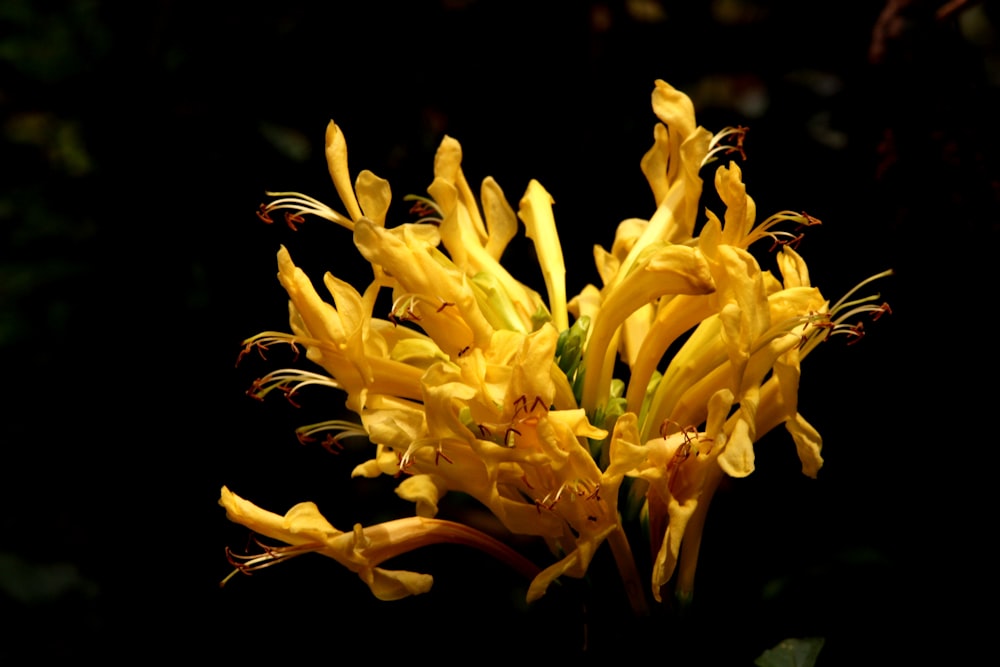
[219,486,538,601]
[225,79,889,611]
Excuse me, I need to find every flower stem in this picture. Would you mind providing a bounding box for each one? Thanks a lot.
[608,525,649,616]
[363,517,542,581]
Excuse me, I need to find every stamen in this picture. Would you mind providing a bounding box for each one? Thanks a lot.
[829,269,894,316]
[871,302,892,321]
[703,125,749,166]
[397,450,415,474]
[748,210,821,251]
[388,294,435,324]
[295,419,368,452]
[259,191,354,230]
[236,333,303,367]
[247,368,343,403]
[845,322,865,345]
[539,478,602,511]
[435,445,453,465]
[768,231,804,253]
[659,418,681,439]
[403,194,443,225]
[221,537,322,587]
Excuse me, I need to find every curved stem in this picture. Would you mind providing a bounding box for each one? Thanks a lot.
[363,517,542,582]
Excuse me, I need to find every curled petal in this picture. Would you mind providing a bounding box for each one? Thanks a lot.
[786,413,823,478]
[777,245,812,288]
[396,474,447,517]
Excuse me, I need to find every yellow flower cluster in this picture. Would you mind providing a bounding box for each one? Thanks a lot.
[221,80,889,610]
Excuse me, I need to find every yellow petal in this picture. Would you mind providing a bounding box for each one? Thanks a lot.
[355,170,391,228]
[518,180,568,332]
[716,162,756,246]
[786,413,823,478]
[777,246,811,288]
[581,243,715,413]
[640,122,672,205]
[481,177,517,261]
[396,474,447,517]
[354,219,493,351]
[325,121,363,223]
[365,567,434,601]
[718,406,756,477]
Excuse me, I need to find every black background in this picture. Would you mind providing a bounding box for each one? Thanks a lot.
[2,1,997,663]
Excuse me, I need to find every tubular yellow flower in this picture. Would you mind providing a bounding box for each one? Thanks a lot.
[224,79,889,612]
[220,486,539,601]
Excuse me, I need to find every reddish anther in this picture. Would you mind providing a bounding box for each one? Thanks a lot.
[801,211,823,226]
[321,434,344,455]
[659,418,681,440]
[284,212,305,231]
[435,447,453,465]
[256,204,274,224]
[409,200,436,217]
[240,340,271,363]
[846,322,866,345]
[724,126,749,161]
[235,343,254,367]
[512,394,528,420]
[396,451,416,474]
[389,307,420,324]
[768,232,806,253]
[667,442,693,494]
[436,301,455,313]
[458,346,471,357]
[872,302,893,321]
[279,385,302,408]
[246,378,266,401]
[225,546,253,574]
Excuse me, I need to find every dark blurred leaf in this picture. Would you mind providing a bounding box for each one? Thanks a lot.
[755,637,825,667]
